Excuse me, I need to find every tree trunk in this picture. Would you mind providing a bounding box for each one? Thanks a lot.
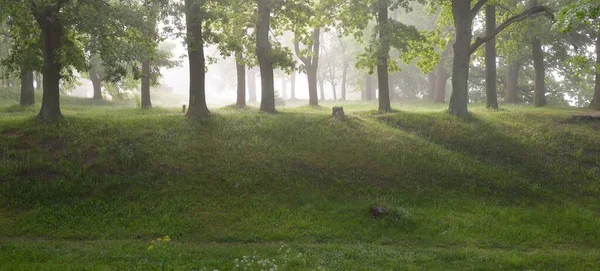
[295,28,321,106]
[377,5,392,112]
[290,71,296,100]
[531,38,546,106]
[434,63,447,103]
[530,0,546,107]
[141,60,152,108]
[427,71,436,101]
[35,72,42,91]
[485,5,498,109]
[185,0,210,118]
[37,11,64,120]
[236,59,246,107]
[365,75,373,100]
[319,75,325,101]
[20,71,35,107]
[90,64,103,100]
[330,81,337,101]
[505,60,520,104]
[281,77,287,99]
[341,64,348,100]
[248,68,257,102]
[592,34,600,110]
[449,0,472,117]
[307,65,319,105]
[256,0,275,113]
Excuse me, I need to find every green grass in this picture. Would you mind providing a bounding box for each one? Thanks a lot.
[1,95,600,270]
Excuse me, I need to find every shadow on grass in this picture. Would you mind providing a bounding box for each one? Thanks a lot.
[372,110,598,201]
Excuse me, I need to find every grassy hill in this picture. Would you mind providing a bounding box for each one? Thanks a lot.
[1,98,600,270]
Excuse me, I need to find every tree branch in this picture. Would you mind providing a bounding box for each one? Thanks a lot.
[293,39,311,66]
[471,0,489,19]
[470,6,554,54]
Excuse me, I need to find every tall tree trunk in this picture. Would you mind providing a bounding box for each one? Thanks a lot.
[365,79,371,100]
[505,60,520,104]
[319,75,325,101]
[185,0,210,118]
[530,0,546,107]
[295,29,320,106]
[592,34,600,110]
[281,77,287,99]
[37,11,64,120]
[256,0,275,113]
[20,71,35,106]
[531,37,546,106]
[290,71,296,100]
[427,71,437,101]
[35,72,42,91]
[248,68,257,103]
[330,81,337,101]
[90,64,103,100]
[449,0,472,117]
[341,64,348,100]
[236,58,246,108]
[377,5,392,112]
[434,63,447,103]
[141,60,152,108]
[485,5,498,109]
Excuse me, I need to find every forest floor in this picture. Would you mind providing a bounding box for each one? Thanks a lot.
[1,97,600,270]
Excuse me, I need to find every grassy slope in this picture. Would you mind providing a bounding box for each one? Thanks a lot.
[1,98,600,270]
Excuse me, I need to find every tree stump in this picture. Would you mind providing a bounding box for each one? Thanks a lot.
[332,106,345,119]
[369,205,388,219]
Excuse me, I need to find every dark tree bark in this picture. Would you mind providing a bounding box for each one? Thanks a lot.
[236,57,246,108]
[248,68,257,103]
[20,71,35,107]
[294,28,320,106]
[290,71,296,100]
[35,7,64,120]
[592,34,600,110]
[531,37,546,106]
[377,5,392,112]
[141,2,158,109]
[530,0,546,107]
[185,0,210,118]
[505,60,520,104]
[449,0,472,117]
[434,63,448,103]
[141,60,152,108]
[427,71,436,101]
[256,0,275,113]
[89,64,103,100]
[485,5,498,109]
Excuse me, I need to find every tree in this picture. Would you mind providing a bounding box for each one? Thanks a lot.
[0,3,42,107]
[184,0,210,118]
[0,0,150,120]
[294,28,321,106]
[485,5,498,109]
[558,0,600,109]
[447,0,552,116]
[335,0,437,112]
